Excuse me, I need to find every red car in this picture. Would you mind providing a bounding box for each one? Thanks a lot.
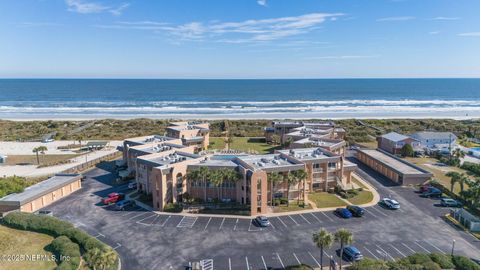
[419,184,432,193]
[102,192,125,205]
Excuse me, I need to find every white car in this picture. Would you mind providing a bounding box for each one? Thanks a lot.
[382,198,400,209]
[255,216,270,227]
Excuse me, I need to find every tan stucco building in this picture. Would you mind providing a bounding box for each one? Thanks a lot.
[0,174,82,215]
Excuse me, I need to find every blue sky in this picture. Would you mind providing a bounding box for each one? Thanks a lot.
[0,0,479,78]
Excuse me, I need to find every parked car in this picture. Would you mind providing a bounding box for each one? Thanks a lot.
[347,205,365,217]
[128,182,137,189]
[335,208,353,218]
[102,192,125,205]
[115,200,134,210]
[255,216,270,227]
[37,210,53,216]
[381,198,400,209]
[440,198,463,207]
[419,184,432,193]
[420,187,442,198]
[342,246,364,261]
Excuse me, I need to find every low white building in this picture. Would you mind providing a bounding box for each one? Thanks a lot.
[410,132,457,154]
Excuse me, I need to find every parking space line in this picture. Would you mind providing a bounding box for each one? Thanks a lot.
[376,244,395,261]
[276,253,285,269]
[269,221,276,230]
[160,215,171,227]
[370,207,389,217]
[309,213,322,223]
[414,241,430,253]
[219,218,225,229]
[150,214,160,225]
[308,251,321,269]
[323,250,330,257]
[299,214,311,224]
[424,241,446,254]
[389,244,406,257]
[204,217,212,231]
[136,213,156,223]
[320,211,334,222]
[248,220,262,232]
[364,247,379,260]
[276,217,288,228]
[228,258,232,270]
[113,243,122,250]
[233,219,239,231]
[261,256,267,270]
[288,215,300,225]
[245,256,250,270]
[293,253,301,265]
[365,209,379,219]
[401,243,416,254]
[127,211,150,221]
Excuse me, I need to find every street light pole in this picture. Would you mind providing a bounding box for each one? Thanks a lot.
[451,239,456,256]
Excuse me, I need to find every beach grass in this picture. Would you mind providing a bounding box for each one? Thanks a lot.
[0,224,57,270]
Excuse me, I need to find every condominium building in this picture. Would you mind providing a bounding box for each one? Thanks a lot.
[166,121,210,151]
[123,143,356,215]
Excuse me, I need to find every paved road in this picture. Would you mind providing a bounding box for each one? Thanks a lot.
[45,160,480,270]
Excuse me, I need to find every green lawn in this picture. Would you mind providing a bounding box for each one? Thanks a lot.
[210,137,280,154]
[0,225,57,270]
[308,192,347,208]
[404,157,470,194]
[347,190,374,205]
[273,201,312,213]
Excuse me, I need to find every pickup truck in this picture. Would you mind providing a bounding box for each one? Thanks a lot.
[102,192,125,205]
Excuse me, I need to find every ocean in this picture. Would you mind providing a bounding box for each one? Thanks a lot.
[0,79,479,120]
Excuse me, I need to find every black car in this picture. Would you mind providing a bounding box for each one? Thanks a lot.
[347,205,365,217]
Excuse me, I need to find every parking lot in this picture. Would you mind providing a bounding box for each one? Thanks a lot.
[45,161,480,270]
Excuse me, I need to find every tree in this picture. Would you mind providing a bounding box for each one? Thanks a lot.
[85,247,117,270]
[286,172,300,207]
[400,144,414,157]
[224,132,234,150]
[271,134,281,145]
[283,137,293,149]
[219,168,241,201]
[335,228,353,270]
[186,167,210,203]
[452,148,465,160]
[268,172,283,207]
[291,169,308,205]
[209,170,223,202]
[446,172,461,193]
[313,229,334,268]
[32,146,48,165]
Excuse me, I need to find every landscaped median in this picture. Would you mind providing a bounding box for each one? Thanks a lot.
[1,212,119,270]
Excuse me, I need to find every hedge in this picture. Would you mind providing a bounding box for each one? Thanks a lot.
[48,236,81,270]
[452,255,480,270]
[163,203,183,213]
[2,212,118,270]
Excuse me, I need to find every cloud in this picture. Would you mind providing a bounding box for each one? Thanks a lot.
[14,22,61,27]
[308,55,381,60]
[97,13,343,42]
[376,16,415,22]
[66,0,129,15]
[257,0,267,6]
[458,32,480,37]
[429,17,460,21]
[428,31,440,35]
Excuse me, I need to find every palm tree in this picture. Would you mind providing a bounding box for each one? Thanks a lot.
[286,171,300,207]
[76,133,85,147]
[224,132,234,150]
[197,167,210,202]
[209,170,223,202]
[268,172,283,207]
[219,168,241,201]
[32,146,48,165]
[335,228,353,270]
[291,169,308,206]
[446,171,461,193]
[313,229,334,268]
[452,148,465,160]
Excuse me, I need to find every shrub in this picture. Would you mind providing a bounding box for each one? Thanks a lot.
[48,236,81,270]
[2,212,118,270]
[452,255,480,270]
[164,203,183,213]
[285,264,313,270]
[350,258,388,270]
[429,253,455,269]
[404,253,432,265]
[421,261,441,270]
